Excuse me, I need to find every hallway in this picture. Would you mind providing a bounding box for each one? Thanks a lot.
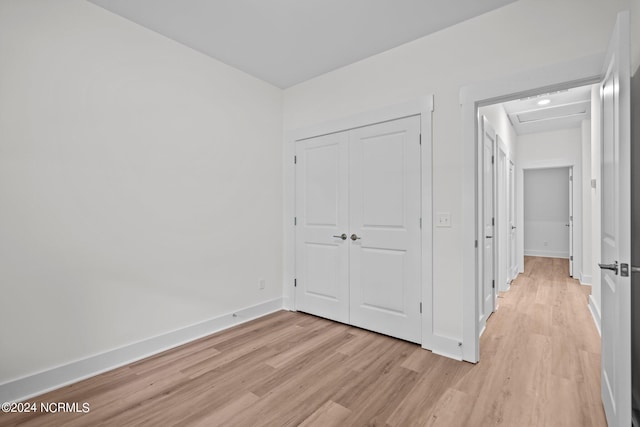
[465,256,605,426]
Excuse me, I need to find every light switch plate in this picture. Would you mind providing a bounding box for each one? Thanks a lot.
[436,212,451,228]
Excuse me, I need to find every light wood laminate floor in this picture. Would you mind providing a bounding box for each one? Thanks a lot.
[2,256,604,426]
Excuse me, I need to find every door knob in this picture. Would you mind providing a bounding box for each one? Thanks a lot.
[332,233,347,240]
[511,225,517,230]
[350,234,361,241]
[485,235,493,239]
[598,261,618,275]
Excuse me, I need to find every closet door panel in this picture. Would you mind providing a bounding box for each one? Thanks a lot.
[295,132,349,323]
[349,116,422,343]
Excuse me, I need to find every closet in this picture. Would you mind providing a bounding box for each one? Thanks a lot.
[294,115,422,343]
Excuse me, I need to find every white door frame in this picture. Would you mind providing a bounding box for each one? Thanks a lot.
[508,159,518,283]
[283,96,435,349]
[496,136,509,293]
[460,54,602,363]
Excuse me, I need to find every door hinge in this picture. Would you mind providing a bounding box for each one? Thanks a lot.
[420,302,422,313]
[294,155,297,164]
[475,240,478,248]
[492,217,495,226]
[294,278,297,287]
[420,217,422,228]
[492,280,495,289]
[492,155,494,164]
[294,217,297,226]
[570,256,573,261]
[419,134,422,145]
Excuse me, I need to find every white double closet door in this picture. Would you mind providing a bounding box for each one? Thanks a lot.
[295,116,422,343]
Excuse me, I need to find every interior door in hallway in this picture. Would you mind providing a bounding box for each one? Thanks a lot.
[508,160,518,281]
[348,116,422,343]
[480,117,496,335]
[598,11,631,427]
[295,132,349,323]
[568,167,574,277]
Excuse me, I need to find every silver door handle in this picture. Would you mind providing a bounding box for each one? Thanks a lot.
[332,233,347,240]
[350,234,361,241]
[511,226,516,230]
[486,235,493,239]
[598,261,618,275]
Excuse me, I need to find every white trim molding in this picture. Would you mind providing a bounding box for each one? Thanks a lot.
[0,298,283,404]
[523,250,570,259]
[588,294,602,336]
[580,273,592,286]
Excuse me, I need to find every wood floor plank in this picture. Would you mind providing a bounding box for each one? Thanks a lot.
[298,400,351,427]
[1,257,605,427]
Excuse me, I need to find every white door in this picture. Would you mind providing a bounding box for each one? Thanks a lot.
[480,117,496,334]
[568,167,574,277]
[508,160,518,281]
[295,132,350,323]
[497,140,508,294]
[349,116,422,343]
[598,11,631,427]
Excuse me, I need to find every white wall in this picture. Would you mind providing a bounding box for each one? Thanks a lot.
[523,168,571,258]
[0,0,283,386]
[517,128,582,276]
[283,0,632,348]
[479,104,518,159]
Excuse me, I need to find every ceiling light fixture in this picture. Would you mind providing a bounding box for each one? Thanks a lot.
[537,99,551,106]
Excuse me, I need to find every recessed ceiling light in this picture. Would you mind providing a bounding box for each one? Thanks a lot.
[537,99,551,106]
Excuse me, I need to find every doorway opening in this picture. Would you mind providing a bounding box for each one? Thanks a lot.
[523,166,573,271]
[476,81,597,343]
[462,13,631,426]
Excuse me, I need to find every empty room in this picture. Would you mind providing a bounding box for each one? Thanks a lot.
[1,1,639,426]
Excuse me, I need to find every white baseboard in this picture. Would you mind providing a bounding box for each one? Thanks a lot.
[427,334,463,361]
[580,273,592,286]
[588,295,601,336]
[524,249,570,259]
[0,298,283,404]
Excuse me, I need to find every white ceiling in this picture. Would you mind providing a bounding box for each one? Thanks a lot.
[501,85,595,135]
[88,0,518,88]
